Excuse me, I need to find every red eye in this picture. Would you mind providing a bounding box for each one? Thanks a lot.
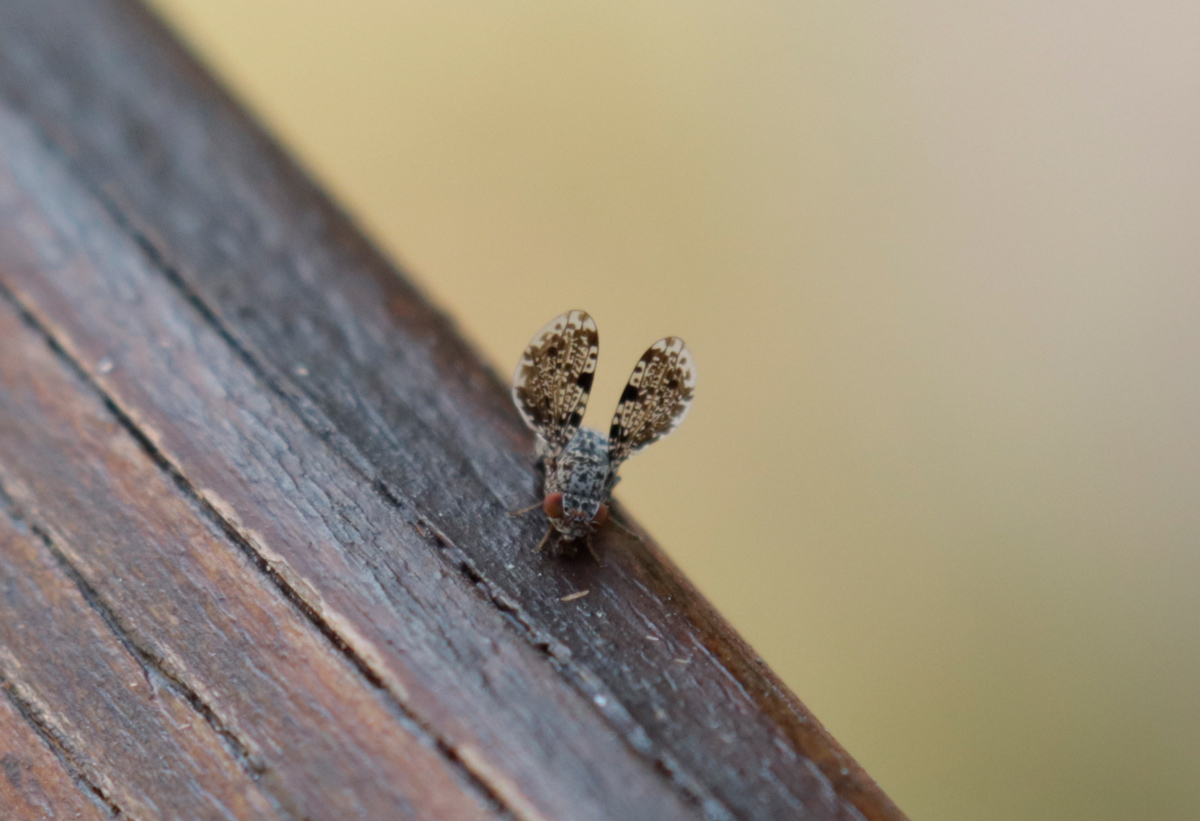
[592,504,609,525]
[543,492,564,518]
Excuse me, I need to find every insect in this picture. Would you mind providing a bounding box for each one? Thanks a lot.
[511,310,696,555]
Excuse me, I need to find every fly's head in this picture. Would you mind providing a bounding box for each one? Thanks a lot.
[541,491,610,540]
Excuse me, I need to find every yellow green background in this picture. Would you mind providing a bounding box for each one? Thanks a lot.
[145,2,1200,818]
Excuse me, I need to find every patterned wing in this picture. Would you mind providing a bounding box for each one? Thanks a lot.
[512,310,599,458]
[608,337,696,467]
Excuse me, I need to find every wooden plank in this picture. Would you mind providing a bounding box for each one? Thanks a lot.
[0,680,110,820]
[0,513,286,821]
[0,220,498,819]
[0,100,700,821]
[0,0,907,818]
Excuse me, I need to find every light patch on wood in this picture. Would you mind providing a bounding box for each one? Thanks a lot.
[198,488,410,704]
[456,743,552,821]
[321,608,412,704]
[104,391,166,454]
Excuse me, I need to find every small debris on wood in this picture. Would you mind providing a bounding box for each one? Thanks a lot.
[560,590,590,603]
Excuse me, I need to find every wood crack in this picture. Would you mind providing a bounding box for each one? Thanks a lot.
[0,277,514,821]
[0,677,122,819]
[0,474,301,821]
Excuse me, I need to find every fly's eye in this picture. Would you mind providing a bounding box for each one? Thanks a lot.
[592,504,609,525]
[543,492,564,518]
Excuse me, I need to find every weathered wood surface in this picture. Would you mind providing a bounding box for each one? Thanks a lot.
[0,0,907,819]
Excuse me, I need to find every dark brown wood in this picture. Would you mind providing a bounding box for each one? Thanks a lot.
[0,298,496,820]
[0,669,110,820]
[0,1,907,819]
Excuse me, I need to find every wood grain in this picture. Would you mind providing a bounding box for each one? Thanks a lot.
[0,506,286,821]
[0,675,110,820]
[0,241,497,820]
[0,0,908,819]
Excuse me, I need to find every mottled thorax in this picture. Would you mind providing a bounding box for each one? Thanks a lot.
[545,428,611,539]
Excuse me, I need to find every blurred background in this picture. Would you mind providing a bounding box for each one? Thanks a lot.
[144,2,1200,818]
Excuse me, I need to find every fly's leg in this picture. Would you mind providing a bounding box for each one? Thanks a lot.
[583,534,603,565]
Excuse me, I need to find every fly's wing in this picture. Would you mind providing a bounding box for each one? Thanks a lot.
[608,337,696,467]
[512,310,599,458]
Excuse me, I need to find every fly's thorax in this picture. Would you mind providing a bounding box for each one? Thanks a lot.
[544,428,613,539]
[547,428,611,499]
